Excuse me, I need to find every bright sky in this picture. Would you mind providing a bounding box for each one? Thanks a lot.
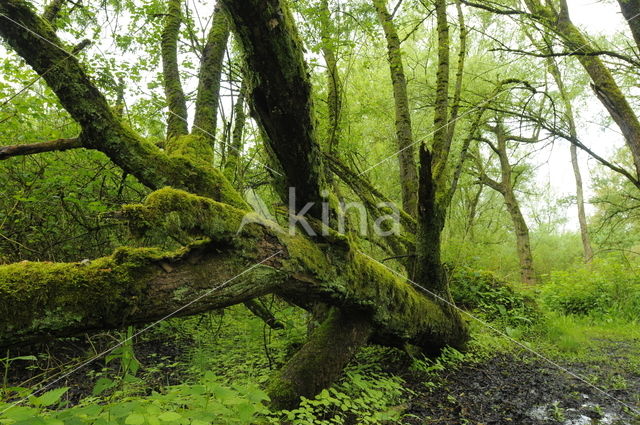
[537,0,630,231]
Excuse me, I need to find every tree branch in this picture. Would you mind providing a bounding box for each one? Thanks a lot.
[0,137,81,160]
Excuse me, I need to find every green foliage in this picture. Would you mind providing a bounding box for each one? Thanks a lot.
[450,267,539,327]
[0,372,270,425]
[540,257,640,319]
[276,346,407,425]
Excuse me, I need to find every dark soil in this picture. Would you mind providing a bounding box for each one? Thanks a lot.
[402,349,640,425]
[3,333,189,406]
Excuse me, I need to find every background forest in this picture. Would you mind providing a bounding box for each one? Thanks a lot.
[0,0,639,423]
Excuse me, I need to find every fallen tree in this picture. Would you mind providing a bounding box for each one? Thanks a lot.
[0,0,468,408]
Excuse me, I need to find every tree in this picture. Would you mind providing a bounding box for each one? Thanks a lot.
[474,116,537,285]
[372,0,419,218]
[0,0,467,409]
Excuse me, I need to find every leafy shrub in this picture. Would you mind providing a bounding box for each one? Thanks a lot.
[275,346,408,425]
[277,371,405,425]
[0,372,270,425]
[540,257,640,319]
[449,267,539,327]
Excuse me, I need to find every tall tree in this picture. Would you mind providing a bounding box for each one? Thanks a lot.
[475,118,537,285]
[192,4,230,149]
[0,0,468,410]
[523,0,640,182]
[160,0,189,138]
[372,0,419,218]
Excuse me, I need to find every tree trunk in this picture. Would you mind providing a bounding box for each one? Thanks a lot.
[0,0,469,407]
[617,0,640,52]
[224,81,246,185]
[222,0,325,216]
[477,121,537,285]
[319,0,342,156]
[532,31,594,262]
[524,0,640,181]
[268,309,372,409]
[161,0,189,139]
[372,0,419,218]
[504,188,536,285]
[570,144,594,261]
[192,5,230,149]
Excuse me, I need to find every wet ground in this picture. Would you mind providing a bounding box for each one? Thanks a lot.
[402,344,640,425]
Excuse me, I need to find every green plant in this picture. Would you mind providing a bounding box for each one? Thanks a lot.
[449,267,539,327]
[540,257,640,320]
[1,353,36,392]
[277,371,405,425]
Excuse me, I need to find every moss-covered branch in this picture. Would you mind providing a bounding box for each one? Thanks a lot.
[1,187,467,354]
[161,0,189,139]
[221,0,325,217]
[0,0,244,207]
[192,4,229,148]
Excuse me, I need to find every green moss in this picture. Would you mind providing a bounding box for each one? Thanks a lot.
[335,249,468,352]
[165,134,214,165]
[123,187,259,242]
[0,247,164,338]
[266,375,299,409]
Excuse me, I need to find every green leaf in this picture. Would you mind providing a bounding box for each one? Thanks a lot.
[31,387,69,407]
[125,413,145,425]
[92,377,116,396]
[157,411,182,422]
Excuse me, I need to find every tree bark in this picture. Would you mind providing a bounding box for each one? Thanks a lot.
[192,5,230,149]
[222,0,325,217]
[372,0,419,218]
[524,0,640,181]
[161,0,189,139]
[617,0,640,52]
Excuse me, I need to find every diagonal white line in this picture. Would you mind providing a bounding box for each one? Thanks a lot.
[165,109,284,177]
[357,250,640,416]
[0,13,79,60]
[358,7,640,177]
[0,250,283,415]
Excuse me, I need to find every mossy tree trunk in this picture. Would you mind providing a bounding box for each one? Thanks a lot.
[222,0,325,216]
[477,120,537,285]
[524,0,640,181]
[161,0,189,139]
[617,0,640,52]
[0,0,469,407]
[414,0,468,351]
[192,4,230,149]
[372,0,419,218]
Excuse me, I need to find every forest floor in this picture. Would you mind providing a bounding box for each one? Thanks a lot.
[402,334,640,425]
[2,310,639,424]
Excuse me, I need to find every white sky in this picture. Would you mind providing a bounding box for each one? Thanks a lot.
[535,0,630,231]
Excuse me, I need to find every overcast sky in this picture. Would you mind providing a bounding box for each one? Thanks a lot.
[536,0,630,231]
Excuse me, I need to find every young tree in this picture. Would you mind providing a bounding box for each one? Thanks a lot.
[474,116,537,285]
